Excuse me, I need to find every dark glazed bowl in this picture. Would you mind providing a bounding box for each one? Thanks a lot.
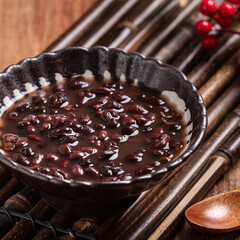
[0,47,207,215]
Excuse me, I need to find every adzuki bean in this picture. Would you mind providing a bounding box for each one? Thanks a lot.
[0,77,186,181]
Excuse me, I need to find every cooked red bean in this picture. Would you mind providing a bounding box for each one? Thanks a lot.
[13,153,30,166]
[102,177,118,182]
[2,134,18,151]
[0,77,186,182]
[138,94,165,106]
[94,123,105,130]
[151,128,164,139]
[132,114,148,125]
[120,114,136,127]
[128,104,148,115]
[81,147,97,155]
[27,125,36,133]
[108,101,123,110]
[15,100,31,112]
[15,137,29,147]
[19,147,35,156]
[70,151,86,160]
[79,113,91,124]
[125,153,142,163]
[32,153,44,165]
[85,167,100,178]
[111,133,126,142]
[60,135,77,144]
[60,159,71,169]
[28,134,42,141]
[135,165,154,176]
[31,93,47,105]
[68,80,89,89]
[118,173,133,181]
[33,106,46,113]
[58,143,72,155]
[79,158,93,166]
[121,127,137,136]
[49,92,68,108]
[71,164,84,176]
[170,139,183,149]
[150,149,164,156]
[98,130,108,141]
[91,87,112,95]
[159,156,171,162]
[47,168,70,180]
[17,121,29,128]
[46,153,59,162]
[113,92,131,104]
[81,125,95,134]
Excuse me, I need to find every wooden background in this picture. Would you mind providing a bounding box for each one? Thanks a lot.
[0,1,240,240]
[0,0,96,71]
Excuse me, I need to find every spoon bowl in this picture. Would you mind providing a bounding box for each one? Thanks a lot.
[185,189,240,233]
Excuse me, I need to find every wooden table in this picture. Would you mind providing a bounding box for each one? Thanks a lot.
[0,1,239,240]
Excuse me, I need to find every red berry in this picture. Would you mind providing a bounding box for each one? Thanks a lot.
[200,0,217,16]
[195,20,212,36]
[215,15,233,27]
[201,35,218,50]
[218,2,235,18]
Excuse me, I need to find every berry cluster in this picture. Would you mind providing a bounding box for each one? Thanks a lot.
[195,0,240,50]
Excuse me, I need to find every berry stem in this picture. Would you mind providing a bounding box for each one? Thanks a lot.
[229,0,240,7]
[213,27,240,35]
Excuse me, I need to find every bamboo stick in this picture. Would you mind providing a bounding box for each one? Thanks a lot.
[206,78,240,137]
[0,165,11,188]
[154,25,195,63]
[0,186,40,237]
[95,104,240,240]
[188,34,240,88]
[172,37,203,73]
[108,0,171,48]
[153,9,201,62]
[140,0,202,56]
[149,127,240,240]
[199,49,240,107]
[60,216,103,240]
[0,178,23,205]
[45,0,115,52]
[2,199,54,240]
[82,0,140,48]
[32,211,75,240]
[119,0,182,51]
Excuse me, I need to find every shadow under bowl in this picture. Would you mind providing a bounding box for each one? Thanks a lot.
[0,46,207,215]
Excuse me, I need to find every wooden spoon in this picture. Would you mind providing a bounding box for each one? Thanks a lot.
[185,190,240,234]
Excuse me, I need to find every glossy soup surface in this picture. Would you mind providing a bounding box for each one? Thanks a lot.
[0,77,187,182]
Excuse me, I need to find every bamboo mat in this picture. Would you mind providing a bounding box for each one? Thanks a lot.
[0,1,240,240]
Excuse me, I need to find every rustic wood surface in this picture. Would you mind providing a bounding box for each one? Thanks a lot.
[0,0,97,71]
[0,1,240,240]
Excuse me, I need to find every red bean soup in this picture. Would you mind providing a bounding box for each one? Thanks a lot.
[0,76,187,182]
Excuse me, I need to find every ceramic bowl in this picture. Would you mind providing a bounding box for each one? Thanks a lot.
[0,46,207,215]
